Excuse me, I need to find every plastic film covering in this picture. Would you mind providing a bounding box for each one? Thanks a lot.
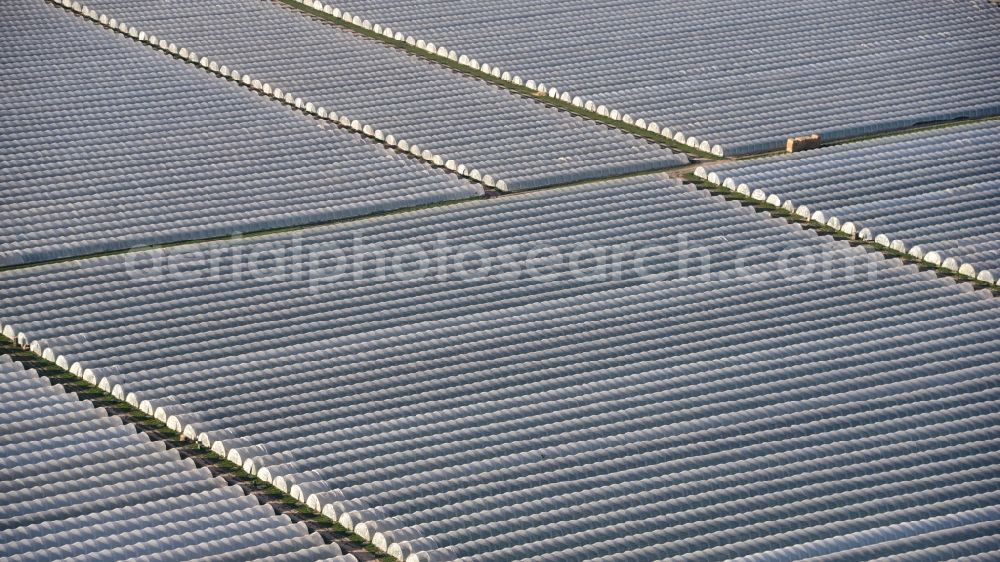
[310,0,1000,155]
[707,120,1000,284]
[0,355,355,562]
[55,0,684,190]
[0,0,482,267]
[1,176,999,560]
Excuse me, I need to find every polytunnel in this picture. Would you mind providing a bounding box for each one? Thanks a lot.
[312,0,998,155]
[708,121,1000,283]
[65,0,684,198]
[2,0,484,266]
[0,355,357,561]
[2,176,999,561]
[6,0,1000,560]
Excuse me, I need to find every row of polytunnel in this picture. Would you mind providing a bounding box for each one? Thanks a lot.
[699,120,1000,285]
[312,0,1000,155]
[3,176,999,561]
[0,355,358,562]
[285,0,712,152]
[1,0,483,267]
[5,0,1000,559]
[51,0,683,192]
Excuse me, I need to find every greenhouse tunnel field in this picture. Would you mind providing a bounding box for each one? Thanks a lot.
[2,0,1000,560]
[317,0,1000,156]
[701,120,1000,286]
[0,354,360,562]
[74,0,686,191]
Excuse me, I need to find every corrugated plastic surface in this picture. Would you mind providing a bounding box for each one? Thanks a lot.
[66,0,684,190]
[0,355,356,562]
[702,120,1000,284]
[310,0,1000,156]
[2,177,999,561]
[0,0,481,268]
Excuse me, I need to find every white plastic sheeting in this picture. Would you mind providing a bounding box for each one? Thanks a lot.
[0,0,481,268]
[2,176,999,561]
[311,0,1000,156]
[704,120,1000,285]
[0,355,356,562]
[64,0,685,190]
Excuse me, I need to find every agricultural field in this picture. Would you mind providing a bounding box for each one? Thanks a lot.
[319,0,1000,155]
[76,0,685,190]
[5,176,1000,560]
[2,0,482,267]
[2,0,999,560]
[700,120,1000,285]
[0,355,357,561]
